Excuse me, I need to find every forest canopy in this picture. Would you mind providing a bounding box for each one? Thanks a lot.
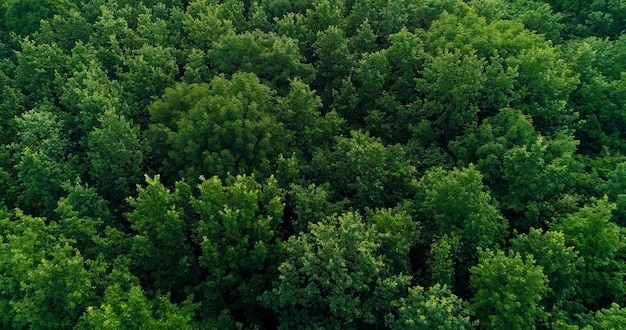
[1,0,626,328]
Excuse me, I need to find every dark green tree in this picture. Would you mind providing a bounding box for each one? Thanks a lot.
[87,109,143,208]
[149,73,289,182]
[192,174,284,326]
[208,30,314,92]
[311,130,416,210]
[511,229,581,320]
[127,175,198,300]
[3,0,77,36]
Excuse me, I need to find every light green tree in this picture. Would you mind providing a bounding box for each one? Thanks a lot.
[262,211,411,329]
[391,284,475,330]
[470,249,549,329]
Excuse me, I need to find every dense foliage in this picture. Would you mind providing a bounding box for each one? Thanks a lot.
[1,0,626,328]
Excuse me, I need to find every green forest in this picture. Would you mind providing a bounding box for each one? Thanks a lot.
[1,0,626,328]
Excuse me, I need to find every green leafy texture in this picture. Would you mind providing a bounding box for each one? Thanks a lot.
[3,0,76,36]
[12,105,69,162]
[312,130,416,210]
[0,72,23,146]
[417,165,508,260]
[469,249,549,330]
[87,109,143,208]
[304,0,346,34]
[273,12,315,56]
[583,303,626,330]
[390,284,475,330]
[247,1,271,31]
[469,0,564,42]
[127,175,199,301]
[121,44,178,126]
[262,211,411,329]
[192,174,284,325]
[426,233,461,288]
[312,25,354,104]
[511,229,581,319]
[183,0,237,50]
[450,108,579,231]
[260,0,311,19]
[287,183,346,234]
[608,162,626,226]
[88,5,139,75]
[151,73,289,182]
[76,261,197,330]
[61,46,128,150]
[350,19,378,55]
[0,210,104,329]
[55,179,117,260]
[421,5,578,135]
[367,207,420,275]
[182,48,212,84]
[136,9,172,47]
[14,38,67,108]
[278,78,343,158]
[552,198,626,309]
[15,148,76,219]
[416,49,486,142]
[545,0,626,38]
[32,8,93,53]
[208,30,314,92]
[561,37,626,155]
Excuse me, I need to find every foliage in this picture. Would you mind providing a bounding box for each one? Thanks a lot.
[390,284,475,330]
[262,211,411,329]
[469,249,549,330]
[1,0,626,328]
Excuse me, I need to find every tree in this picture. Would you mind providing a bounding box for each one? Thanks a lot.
[76,259,197,330]
[584,303,626,330]
[552,198,626,309]
[150,73,289,182]
[15,148,75,219]
[87,109,143,208]
[192,174,284,326]
[127,175,199,301]
[416,165,508,258]
[14,38,67,108]
[312,25,354,104]
[208,30,314,92]
[311,130,416,210]
[3,0,77,36]
[183,0,237,50]
[469,249,549,329]
[391,284,475,330]
[121,45,178,127]
[262,211,411,329]
[62,47,128,152]
[0,210,105,329]
[450,108,579,231]
[278,78,343,159]
[511,229,581,319]
[0,73,23,146]
[12,105,69,162]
